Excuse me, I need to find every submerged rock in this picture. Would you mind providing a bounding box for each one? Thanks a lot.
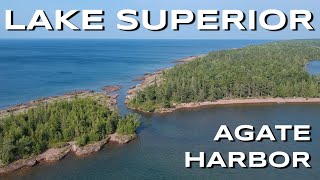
[133,76,145,81]
[102,85,122,93]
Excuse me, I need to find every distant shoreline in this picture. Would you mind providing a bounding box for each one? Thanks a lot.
[130,98,320,113]
[0,86,121,119]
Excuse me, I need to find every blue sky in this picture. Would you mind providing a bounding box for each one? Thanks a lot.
[1,0,320,39]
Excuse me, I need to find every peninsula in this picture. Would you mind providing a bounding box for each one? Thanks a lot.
[0,90,140,174]
[127,40,320,113]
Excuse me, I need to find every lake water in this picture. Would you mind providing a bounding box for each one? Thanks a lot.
[306,61,320,75]
[0,40,319,180]
[0,39,265,110]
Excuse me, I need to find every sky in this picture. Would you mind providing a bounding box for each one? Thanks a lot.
[1,0,320,39]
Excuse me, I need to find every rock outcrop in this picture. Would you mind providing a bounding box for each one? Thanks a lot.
[126,54,206,103]
[0,133,135,174]
[0,91,115,119]
[0,145,72,174]
[36,145,71,162]
[109,133,137,144]
[0,158,37,174]
[102,85,122,93]
[75,137,110,156]
[173,54,206,63]
[0,84,137,174]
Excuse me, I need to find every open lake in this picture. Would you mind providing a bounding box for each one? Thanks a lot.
[0,40,319,180]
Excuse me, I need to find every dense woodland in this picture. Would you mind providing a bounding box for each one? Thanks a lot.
[128,40,320,112]
[0,97,140,165]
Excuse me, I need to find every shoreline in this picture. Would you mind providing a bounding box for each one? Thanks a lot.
[0,86,135,175]
[0,133,136,174]
[173,54,207,63]
[126,54,207,101]
[126,52,320,113]
[130,98,320,114]
[0,85,122,119]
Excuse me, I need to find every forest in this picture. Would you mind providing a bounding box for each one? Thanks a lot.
[0,97,140,165]
[128,40,320,112]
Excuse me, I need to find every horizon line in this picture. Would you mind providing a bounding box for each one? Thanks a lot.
[0,37,308,41]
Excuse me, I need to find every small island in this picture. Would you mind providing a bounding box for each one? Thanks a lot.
[0,90,140,174]
[127,40,320,113]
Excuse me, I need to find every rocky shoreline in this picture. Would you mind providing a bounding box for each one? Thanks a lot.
[126,53,320,113]
[133,98,320,113]
[0,90,118,119]
[0,133,136,174]
[173,54,207,63]
[127,70,164,101]
[102,85,122,93]
[126,54,207,102]
[0,85,137,174]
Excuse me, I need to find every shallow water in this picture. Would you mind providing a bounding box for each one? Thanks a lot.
[1,40,319,180]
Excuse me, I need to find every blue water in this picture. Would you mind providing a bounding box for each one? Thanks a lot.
[1,40,319,180]
[0,39,265,109]
[306,61,320,75]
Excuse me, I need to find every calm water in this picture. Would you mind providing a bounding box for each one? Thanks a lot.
[306,61,320,75]
[1,40,319,180]
[0,39,264,110]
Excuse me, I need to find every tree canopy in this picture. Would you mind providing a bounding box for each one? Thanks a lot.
[0,97,140,165]
[128,40,320,112]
